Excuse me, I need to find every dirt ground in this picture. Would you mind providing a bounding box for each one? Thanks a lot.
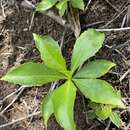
[0,0,130,130]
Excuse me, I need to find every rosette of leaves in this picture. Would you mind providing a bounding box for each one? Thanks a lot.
[36,0,84,16]
[1,29,125,130]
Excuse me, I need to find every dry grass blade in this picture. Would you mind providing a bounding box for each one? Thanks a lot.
[119,69,130,82]
[96,27,130,32]
[104,0,120,12]
[0,86,26,114]
[126,5,130,26]
[0,111,41,129]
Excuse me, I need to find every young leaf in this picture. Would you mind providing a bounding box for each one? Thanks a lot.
[71,29,105,73]
[36,0,58,12]
[75,60,115,78]
[41,93,53,126]
[33,34,67,74]
[109,112,121,128]
[95,105,112,120]
[56,0,68,16]
[73,79,124,108]
[70,0,84,10]
[52,80,76,130]
[1,63,65,86]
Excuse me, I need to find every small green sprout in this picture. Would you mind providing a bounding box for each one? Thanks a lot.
[1,29,124,130]
[36,0,85,16]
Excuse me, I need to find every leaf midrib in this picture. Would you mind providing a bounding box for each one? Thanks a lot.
[6,75,65,78]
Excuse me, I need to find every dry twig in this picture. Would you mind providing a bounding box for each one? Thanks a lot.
[29,11,35,31]
[43,10,71,29]
[105,120,111,130]
[0,111,40,129]
[121,14,127,27]
[96,27,130,32]
[82,21,104,29]
[119,69,130,82]
[102,6,127,28]
[85,0,92,11]
[0,0,8,18]
[104,0,120,12]
[0,86,26,114]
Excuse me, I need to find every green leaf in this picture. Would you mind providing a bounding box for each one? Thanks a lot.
[109,112,121,128]
[71,29,105,73]
[33,34,67,74]
[36,0,58,12]
[75,60,116,78]
[41,80,76,130]
[1,63,65,86]
[95,105,112,120]
[41,93,53,126]
[52,80,76,130]
[73,79,124,108]
[70,0,84,10]
[56,0,68,16]
[89,102,113,120]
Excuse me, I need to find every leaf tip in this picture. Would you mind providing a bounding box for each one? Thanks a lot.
[120,102,126,109]
[88,29,105,39]
[81,5,85,11]
[112,62,116,66]
[0,76,6,81]
[32,33,37,39]
[32,33,41,46]
[111,62,116,69]
[117,99,125,109]
[35,2,44,12]
[36,6,40,12]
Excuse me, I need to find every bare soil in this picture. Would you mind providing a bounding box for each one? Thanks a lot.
[0,0,130,130]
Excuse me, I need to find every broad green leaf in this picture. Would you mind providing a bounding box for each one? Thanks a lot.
[36,0,58,11]
[73,79,124,108]
[33,34,67,74]
[71,29,105,73]
[95,105,112,120]
[41,93,53,126]
[75,60,115,78]
[1,63,65,86]
[52,80,76,130]
[56,0,68,16]
[110,112,121,128]
[70,0,84,10]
